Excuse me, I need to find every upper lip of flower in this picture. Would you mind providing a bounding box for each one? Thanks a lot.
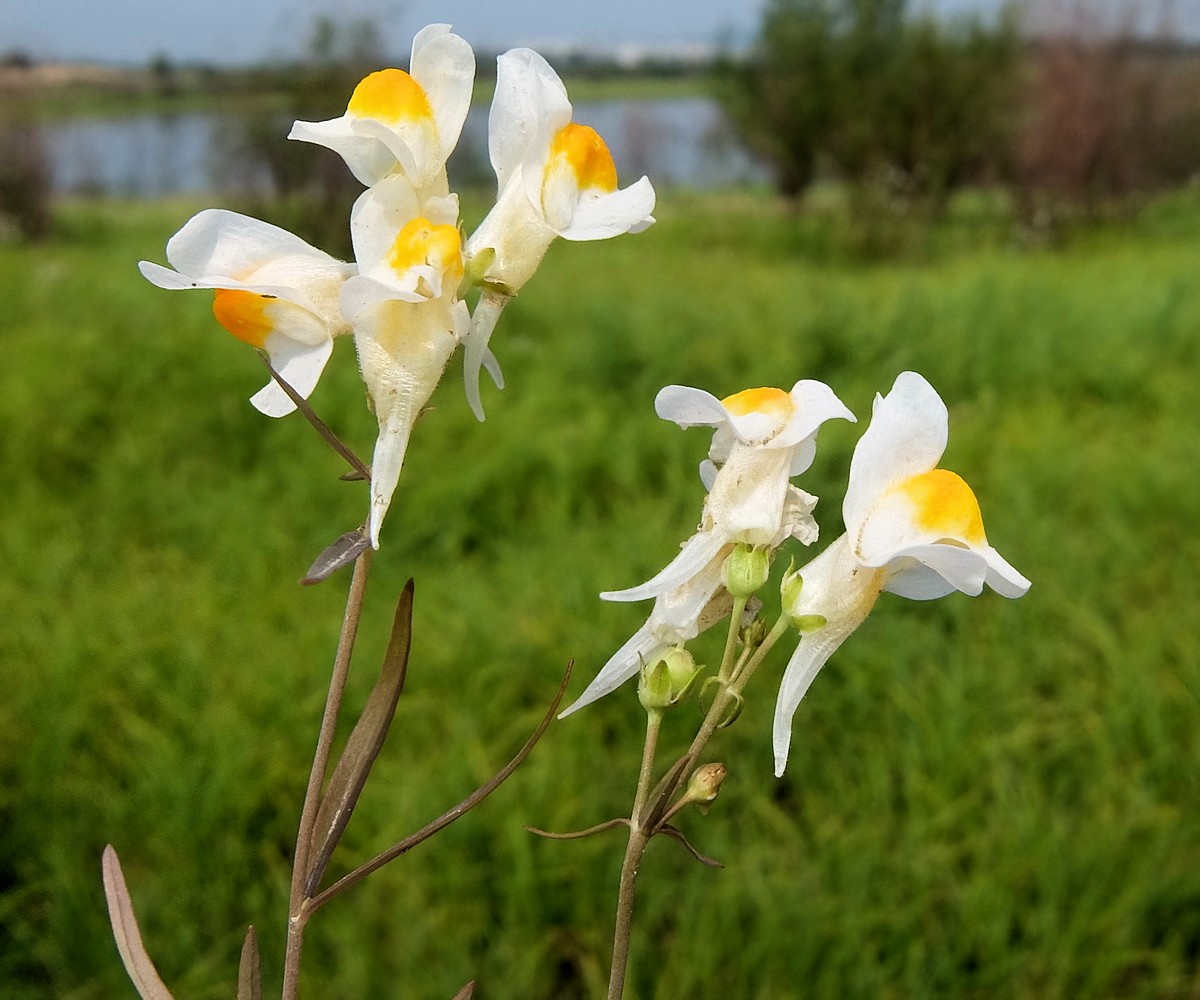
[287,23,476,189]
[840,371,1030,600]
[137,208,354,417]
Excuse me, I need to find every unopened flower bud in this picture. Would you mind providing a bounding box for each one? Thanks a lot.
[638,646,699,712]
[741,617,769,649]
[463,246,496,287]
[685,762,728,805]
[781,559,827,633]
[724,543,770,599]
[780,558,804,612]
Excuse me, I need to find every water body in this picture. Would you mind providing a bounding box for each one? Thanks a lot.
[45,97,766,197]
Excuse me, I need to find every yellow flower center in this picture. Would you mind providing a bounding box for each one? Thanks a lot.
[548,123,618,192]
[212,289,274,348]
[721,387,794,421]
[386,217,464,286]
[346,69,433,124]
[896,469,987,544]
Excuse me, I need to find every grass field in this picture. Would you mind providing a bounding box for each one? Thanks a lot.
[1,188,1198,999]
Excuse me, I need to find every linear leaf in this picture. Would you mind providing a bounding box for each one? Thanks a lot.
[450,981,476,999]
[660,825,725,868]
[101,845,177,1000]
[236,926,262,1000]
[307,662,574,912]
[301,530,371,586]
[305,580,414,895]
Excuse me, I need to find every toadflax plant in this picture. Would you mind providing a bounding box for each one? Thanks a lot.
[108,20,1028,1000]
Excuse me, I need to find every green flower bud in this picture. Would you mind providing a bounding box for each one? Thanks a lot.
[780,559,826,632]
[724,543,771,599]
[638,646,700,712]
[463,245,496,287]
[780,557,804,612]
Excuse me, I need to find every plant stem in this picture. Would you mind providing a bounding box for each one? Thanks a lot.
[607,825,649,1000]
[718,594,748,683]
[281,549,373,1000]
[631,711,663,821]
[604,614,793,998]
[606,709,663,1000]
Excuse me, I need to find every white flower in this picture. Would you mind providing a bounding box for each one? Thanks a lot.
[289,24,475,194]
[560,543,735,717]
[772,371,1031,776]
[459,47,657,420]
[340,175,468,548]
[139,209,353,417]
[562,381,854,715]
[607,382,855,602]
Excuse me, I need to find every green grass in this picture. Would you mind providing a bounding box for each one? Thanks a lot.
[1,189,1198,999]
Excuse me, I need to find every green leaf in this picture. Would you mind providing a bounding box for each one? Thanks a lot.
[305,580,414,896]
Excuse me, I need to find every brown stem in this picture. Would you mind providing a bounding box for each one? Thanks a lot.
[281,549,373,1000]
[604,615,793,998]
[259,354,371,481]
[606,827,650,1000]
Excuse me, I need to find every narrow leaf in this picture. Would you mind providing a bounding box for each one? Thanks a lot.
[305,580,415,895]
[236,926,262,1000]
[301,530,371,586]
[660,825,725,868]
[308,662,575,912]
[101,845,177,1000]
[523,818,630,841]
[450,982,476,1000]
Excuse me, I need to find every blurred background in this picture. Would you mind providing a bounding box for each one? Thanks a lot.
[1,0,1198,997]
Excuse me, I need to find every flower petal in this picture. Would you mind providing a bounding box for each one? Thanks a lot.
[601,532,727,603]
[982,545,1031,598]
[879,542,989,597]
[410,23,476,165]
[164,209,336,278]
[844,371,948,536]
[340,274,427,323]
[367,410,414,549]
[251,335,334,418]
[777,379,857,450]
[556,176,657,241]
[654,385,728,429]
[772,626,855,776]
[288,117,395,187]
[462,290,509,421]
[349,175,423,275]
[490,47,571,192]
[557,626,663,718]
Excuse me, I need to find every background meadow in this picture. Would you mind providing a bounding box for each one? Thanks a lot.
[1,182,1198,998]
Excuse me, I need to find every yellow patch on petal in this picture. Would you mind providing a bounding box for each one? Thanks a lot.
[346,69,433,125]
[386,217,464,286]
[213,289,274,348]
[897,469,987,544]
[549,124,618,192]
[722,387,794,421]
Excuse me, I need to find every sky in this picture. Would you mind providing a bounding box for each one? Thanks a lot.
[0,0,1004,67]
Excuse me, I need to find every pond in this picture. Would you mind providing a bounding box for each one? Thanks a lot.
[44,97,767,197]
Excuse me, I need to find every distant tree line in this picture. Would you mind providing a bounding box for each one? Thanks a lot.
[717,0,1200,235]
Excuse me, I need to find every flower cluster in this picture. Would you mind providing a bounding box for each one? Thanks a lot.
[566,372,1030,776]
[140,25,655,548]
